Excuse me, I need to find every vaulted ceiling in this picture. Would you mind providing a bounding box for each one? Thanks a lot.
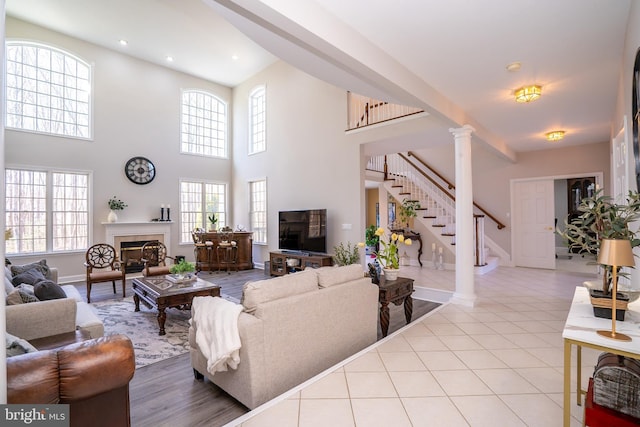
[6,0,632,159]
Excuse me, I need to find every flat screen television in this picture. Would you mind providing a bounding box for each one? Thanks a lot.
[278,209,327,254]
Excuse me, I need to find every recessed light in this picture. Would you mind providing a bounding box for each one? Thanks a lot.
[232,55,239,61]
[166,56,174,62]
[119,39,128,46]
[546,130,565,141]
[506,62,521,72]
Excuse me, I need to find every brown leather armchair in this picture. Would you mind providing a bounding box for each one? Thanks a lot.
[7,334,135,427]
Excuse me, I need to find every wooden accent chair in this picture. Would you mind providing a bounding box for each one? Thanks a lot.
[84,243,126,303]
[141,240,173,277]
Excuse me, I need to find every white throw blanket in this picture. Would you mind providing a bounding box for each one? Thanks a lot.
[191,296,243,375]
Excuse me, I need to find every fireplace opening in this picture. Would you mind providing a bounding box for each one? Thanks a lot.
[121,240,157,274]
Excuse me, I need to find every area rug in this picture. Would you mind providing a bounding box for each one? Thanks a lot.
[92,297,192,369]
[92,293,440,369]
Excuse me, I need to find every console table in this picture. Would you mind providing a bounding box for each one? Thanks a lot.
[562,286,640,426]
[194,231,253,272]
[378,276,414,337]
[269,251,333,276]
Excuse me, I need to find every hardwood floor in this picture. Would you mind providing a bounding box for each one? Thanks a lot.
[69,269,439,427]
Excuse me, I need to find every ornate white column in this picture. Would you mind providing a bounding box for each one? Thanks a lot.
[450,125,477,306]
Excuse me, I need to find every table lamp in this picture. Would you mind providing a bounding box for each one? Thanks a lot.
[597,238,635,341]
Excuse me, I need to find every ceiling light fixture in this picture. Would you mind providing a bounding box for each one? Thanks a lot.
[545,130,565,141]
[506,62,521,72]
[119,39,128,46]
[232,55,239,61]
[514,85,542,103]
[166,56,174,62]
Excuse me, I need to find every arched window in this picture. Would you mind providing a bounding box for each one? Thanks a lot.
[181,90,227,158]
[249,85,266,154]
[5,41,92,139]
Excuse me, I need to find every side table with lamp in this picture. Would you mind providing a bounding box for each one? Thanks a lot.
[562,238,640,426]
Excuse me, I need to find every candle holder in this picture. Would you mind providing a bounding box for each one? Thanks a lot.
[431,249,438,269]
[437,253,444,270]
[160,207,165,221]
[166,207,171,222]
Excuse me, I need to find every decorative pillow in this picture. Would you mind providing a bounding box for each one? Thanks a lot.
[5,332,38,357]
[34,280,66,300]
[241,268,318,314]
[4,276,14,295]
[11,268,46,287]
[316,264,365,288]
[19,291,39,303]
[11,259,52,281]
[5,266,13,282]
[6,289,23,305]
[15,283,39,303]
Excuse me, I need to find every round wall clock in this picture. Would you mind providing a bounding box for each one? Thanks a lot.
[125,156,156,185]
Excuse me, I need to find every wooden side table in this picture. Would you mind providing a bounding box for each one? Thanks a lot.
[378,276,414,337]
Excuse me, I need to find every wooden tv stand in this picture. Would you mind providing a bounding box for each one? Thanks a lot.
[269,251,333,276]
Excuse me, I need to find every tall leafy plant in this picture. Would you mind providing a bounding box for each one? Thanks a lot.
[558,189,640,294]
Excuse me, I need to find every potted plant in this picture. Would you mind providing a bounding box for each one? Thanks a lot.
[558,189,640,318]
[107,196,127,223]
[208,213,218,232]
[333,242,362,266]
[169,259,196,281]
[398,198,420,228]
[373,227,412,280]
[365,225,380,256]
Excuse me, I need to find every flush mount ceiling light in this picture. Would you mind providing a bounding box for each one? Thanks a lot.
[514,85,542,103]
[506,62,521,72]
[166,56,174,62]
[119,39,128,46]
[546,130,565,141]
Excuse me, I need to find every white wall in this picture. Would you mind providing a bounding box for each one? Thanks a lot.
[411,141,610,253]
[5,17,233,280]
[614,2,640,288]
[231,61,364,267]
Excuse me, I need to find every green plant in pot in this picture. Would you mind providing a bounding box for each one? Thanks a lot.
[333,242,362,266]
[558,189,640,317]
[169,259,196,276]
[208,213,218,231]
[398,198,420,228]
[365,225,379,255]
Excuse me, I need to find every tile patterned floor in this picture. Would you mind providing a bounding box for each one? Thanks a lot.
[227,265,604,427]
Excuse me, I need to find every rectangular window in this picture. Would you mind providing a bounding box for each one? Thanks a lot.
[249,179,267,244]
[249,86,266,154]
[5,168,89,254]
[180,180,227,243]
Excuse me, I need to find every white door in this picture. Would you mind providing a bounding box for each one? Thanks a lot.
[513,179,555,269]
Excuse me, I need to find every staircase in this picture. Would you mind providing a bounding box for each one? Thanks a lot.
[370,153,504,274]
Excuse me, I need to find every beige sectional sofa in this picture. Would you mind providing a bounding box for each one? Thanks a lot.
[189,264,379,409]
[5,265,104,340]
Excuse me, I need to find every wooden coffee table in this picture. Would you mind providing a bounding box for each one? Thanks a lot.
[378,276,414,337]
[132,276,220,335]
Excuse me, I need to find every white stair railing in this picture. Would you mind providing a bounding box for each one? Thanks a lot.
[348,92,423,130]
[374,153,489,267]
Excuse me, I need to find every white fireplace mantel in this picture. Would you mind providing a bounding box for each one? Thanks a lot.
[103,221,172,249]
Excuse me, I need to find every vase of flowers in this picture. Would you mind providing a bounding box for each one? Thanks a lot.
[373,227,412,280]
[108,196,128,223]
